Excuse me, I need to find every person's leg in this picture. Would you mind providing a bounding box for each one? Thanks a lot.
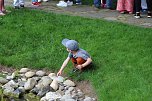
[0,0,5,15]
[134,0,141,12]
[146,0,152,18]
[19,0,24,7]
[13,0,19,8]
[146,0,152,11]
[94,0,101,8]
[0,0,3,11]
[106,0,112,9]
[134,0,141,18]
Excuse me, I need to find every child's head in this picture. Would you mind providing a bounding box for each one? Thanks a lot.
[62,38,79,51]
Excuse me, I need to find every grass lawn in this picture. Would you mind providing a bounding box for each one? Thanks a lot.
[0,8,152,101]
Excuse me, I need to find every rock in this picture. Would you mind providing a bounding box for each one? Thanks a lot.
[45,92,62,100]
[60,94,72,100]
[50,79,58,91]
[24,93,40,101]
[55,76,64,83]
[25,71,35,78]
[18,86,25,93]
[68,87,74,92]
[40,96,47,101]
[0,77,8,84]
[37,85,50,97]
[2,80,18,89]
[32,76,41,81]
[31,87,39,94]
[84,97,93,101]
[21,78,27,82]
[63,80,76,87]
[38,76,52,87]
[6,75,13,80]
[24,78,36,90]
[77,91,85,99]
[3,87,21,98]
[48,73,56,79]
[19,68,30,73]
[36,70,46,76]
[18,79,26,87]
[59,85,64,91]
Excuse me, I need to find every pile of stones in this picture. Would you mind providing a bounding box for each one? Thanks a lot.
[0,68,96,101]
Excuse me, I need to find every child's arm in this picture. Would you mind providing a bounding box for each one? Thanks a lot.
[57,57,71,76]
[76,57,92,70]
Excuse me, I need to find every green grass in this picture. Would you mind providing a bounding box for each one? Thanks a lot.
[0,8,152,101]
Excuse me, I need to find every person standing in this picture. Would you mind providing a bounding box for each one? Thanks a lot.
[106,0,112,9]
[116,0,134,14]
[0,0,5,16]
[134,0,152,18]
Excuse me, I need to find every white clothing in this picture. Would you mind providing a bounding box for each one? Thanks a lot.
[13,0,24,7]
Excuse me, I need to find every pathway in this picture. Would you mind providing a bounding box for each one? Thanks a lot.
[5,0,152,28]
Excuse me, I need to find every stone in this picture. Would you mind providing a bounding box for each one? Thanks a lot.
[48,73,56,79]
[36,70,46,76]
[60,94,72,100]
[18,86,25,93]
[24,93,40,101]
[63,80,76,87]
[19,68,30,73]
[25,71,35,78]
[84,97,93,101]
[2,80,18,89]
[50,79,58,91]
[40,96,47,101]
[24,78,36,90]
[0,77,8,84]
[55,76,65,83]
[38,76,52,87]
[37,85,51,97]
[45,92,62,100]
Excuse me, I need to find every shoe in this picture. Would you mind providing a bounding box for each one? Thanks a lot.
[2,9,11,13]
[20,4,24,8]
[14,6,20,9]
[76,2,82,5]
[56,1,67,7]
[147,12,152,18]
[0,12,5,16]
[134,12,141,19]
[43,0,48,2]
[75,0,82,5]
[32,2,40,6]
[67,1,73,6]
[120,11,125,14]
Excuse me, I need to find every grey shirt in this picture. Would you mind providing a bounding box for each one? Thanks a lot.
[68,48,90,60]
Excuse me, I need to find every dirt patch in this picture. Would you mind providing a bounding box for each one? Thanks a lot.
[0,65,97,99]
[76,80,97,99]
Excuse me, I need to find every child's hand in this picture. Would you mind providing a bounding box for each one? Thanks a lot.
[57,70,62,76]
[76,65,83,70]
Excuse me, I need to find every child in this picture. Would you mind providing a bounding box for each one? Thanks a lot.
[13,0,25,9]
[0,0,5,16]
[57,38,92,76]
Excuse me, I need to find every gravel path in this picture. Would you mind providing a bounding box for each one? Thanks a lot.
[5,0,152,28]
